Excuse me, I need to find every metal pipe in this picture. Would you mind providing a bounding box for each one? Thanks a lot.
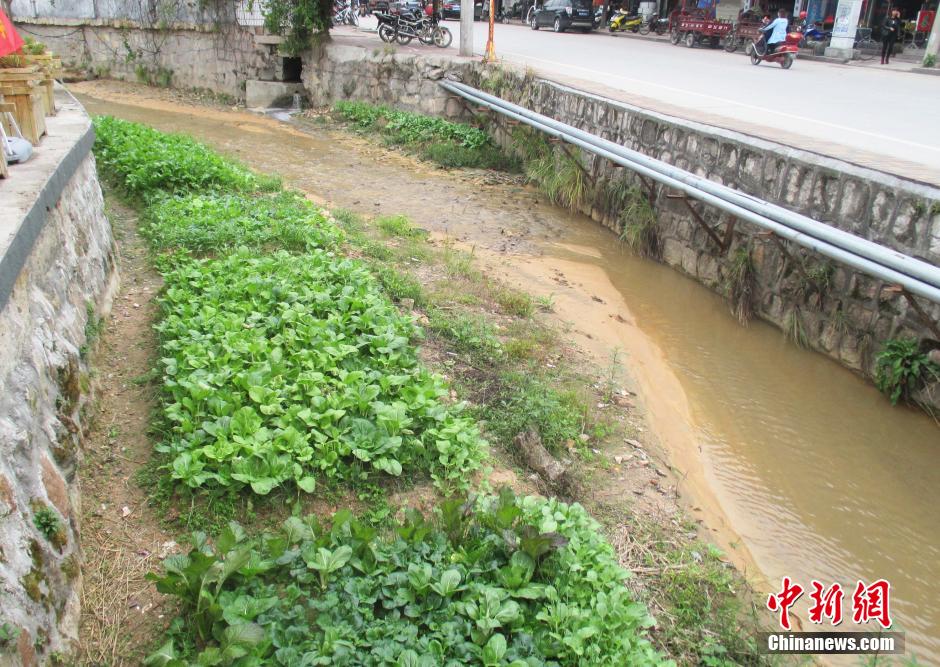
[442,80,940,291]
[440,81,940,304]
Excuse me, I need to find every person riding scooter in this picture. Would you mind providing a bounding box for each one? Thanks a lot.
[759,8,789,54]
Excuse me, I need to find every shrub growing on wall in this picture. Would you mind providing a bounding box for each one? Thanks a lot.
[257,0,333,55]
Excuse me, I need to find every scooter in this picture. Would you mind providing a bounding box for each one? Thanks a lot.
[608,9,643,32]
[747,31,800,68]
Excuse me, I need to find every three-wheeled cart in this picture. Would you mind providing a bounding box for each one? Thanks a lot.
[724,12,764,52]
[668,0,732,48]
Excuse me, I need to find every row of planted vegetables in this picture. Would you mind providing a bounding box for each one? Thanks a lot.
[92,116,668,666]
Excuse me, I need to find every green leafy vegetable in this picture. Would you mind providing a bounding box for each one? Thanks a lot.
[155,250,486,494]
[148,490,665,666]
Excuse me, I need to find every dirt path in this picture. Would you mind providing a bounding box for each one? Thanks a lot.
[79,198,175,665]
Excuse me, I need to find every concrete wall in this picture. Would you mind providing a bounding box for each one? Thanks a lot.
[0,92,116,664]
[11,0,227,28]
[303,42,940,400]
[13,0,276,100]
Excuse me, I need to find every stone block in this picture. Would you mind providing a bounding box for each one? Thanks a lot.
[811,172,841,217]
[40,454,70,520]
[929,213,940,258]
[890,199,921,245]
[737,150,762,188]
[245,80,304,109]
[838,179,870,229]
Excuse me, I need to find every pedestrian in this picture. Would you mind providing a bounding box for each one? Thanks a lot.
[881,7,901,64]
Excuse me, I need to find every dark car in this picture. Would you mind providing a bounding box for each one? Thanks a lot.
[530,0,595,31]
[371,0,420,13]
[442,0,486,19]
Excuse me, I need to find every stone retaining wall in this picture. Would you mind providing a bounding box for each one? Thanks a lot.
[303,42,940,403]
[0,92,116,664]
[14,18,275,101]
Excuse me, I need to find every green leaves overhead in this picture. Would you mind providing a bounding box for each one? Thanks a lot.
[148,490,664,666]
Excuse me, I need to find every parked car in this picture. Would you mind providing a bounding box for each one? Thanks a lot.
[530,0,596,31]
[442,0,486,19]
[371,0,421,14]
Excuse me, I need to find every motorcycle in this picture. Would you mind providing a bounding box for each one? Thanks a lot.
[378,9,452,47]
[608,9,643,32]
[798,21,831,47]
[746,31,800,68]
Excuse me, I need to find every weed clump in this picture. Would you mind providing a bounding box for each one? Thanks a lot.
[875,338,940,405]
[33,506,62,544]
[723,245,756,324]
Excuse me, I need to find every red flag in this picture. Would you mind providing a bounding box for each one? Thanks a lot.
[0,8,25,57]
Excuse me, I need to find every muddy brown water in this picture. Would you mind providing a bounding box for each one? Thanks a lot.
[76,85,940,661]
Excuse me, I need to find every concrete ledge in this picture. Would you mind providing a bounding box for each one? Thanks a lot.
[245,80,305,109]
[14,15,219,32]
[0,88,94,313]
[911,66,940,76]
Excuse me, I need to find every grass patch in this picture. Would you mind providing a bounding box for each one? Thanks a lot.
[495,288,535,319]
[480,371,587,453]
[427,309,504,363]
[724,245,756,325]
[618,187,659,258]
[616,517,766,665]
[375,214,426,239]
[80,301,104,359]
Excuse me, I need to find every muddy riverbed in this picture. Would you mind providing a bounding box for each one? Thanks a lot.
[74,80,940,661]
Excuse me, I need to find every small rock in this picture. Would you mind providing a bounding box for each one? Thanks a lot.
[624,438,642,448]
[578,434,589,443]
[121,506,132,517]
[133,303,140,309]
[400,298,415,310]
[614,455,624,464]
[656,469,667,478]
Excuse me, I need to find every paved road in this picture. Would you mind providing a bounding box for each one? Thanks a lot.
[344,20,940,185]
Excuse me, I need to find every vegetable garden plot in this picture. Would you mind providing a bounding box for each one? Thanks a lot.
[156,250,486,494]
[144,191,344,255]
[147,490,664,666]
[91,117,666,667]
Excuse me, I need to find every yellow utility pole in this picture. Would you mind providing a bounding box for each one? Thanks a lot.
[484,0,497,62]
